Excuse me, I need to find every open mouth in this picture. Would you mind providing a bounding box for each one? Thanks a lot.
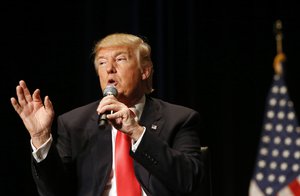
[107,79,117,87]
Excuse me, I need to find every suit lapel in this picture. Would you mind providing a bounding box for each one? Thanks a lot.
[87,112,113,193]
[140,97,164,137]
[135,97,164,193]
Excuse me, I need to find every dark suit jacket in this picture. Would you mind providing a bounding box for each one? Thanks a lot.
[32,96,204,196]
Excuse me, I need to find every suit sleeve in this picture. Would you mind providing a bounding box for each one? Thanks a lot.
[131,110,204,194]
[31,116,76,196]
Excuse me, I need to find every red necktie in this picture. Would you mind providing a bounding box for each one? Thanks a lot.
[115,131,141,196]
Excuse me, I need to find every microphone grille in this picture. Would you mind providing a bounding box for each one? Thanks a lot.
[103,85,118,97]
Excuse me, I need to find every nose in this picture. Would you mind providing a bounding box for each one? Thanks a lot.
[106,60,116,73]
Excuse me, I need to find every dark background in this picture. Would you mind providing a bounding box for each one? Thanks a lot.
[1,1,300,195]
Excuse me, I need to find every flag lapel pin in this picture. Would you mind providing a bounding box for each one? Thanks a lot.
[151,124,157,130]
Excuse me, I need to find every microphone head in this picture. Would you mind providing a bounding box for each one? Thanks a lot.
[98,85,118,127]
[103,85,118,97]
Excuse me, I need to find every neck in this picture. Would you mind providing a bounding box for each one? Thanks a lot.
[119,93,144,108]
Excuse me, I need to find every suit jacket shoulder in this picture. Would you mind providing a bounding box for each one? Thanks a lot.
[141,96,201,129]
[58,100,99,125]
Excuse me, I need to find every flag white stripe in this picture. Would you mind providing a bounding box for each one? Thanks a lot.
[278,186,294,196]
[249,180,264,196]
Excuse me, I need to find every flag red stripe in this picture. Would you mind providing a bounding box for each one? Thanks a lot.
[288,179,300,195]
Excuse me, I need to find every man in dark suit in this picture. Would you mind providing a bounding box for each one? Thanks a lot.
[11,33,204,196]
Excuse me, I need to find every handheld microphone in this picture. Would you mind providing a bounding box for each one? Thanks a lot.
[98,85,118,127]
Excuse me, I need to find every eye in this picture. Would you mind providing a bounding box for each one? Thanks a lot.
[116,56,127,62]
[97,59,107,67]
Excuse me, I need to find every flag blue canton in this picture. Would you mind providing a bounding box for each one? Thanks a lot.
[252,74,300,195]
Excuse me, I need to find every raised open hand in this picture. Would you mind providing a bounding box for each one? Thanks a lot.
[11,80,54,147]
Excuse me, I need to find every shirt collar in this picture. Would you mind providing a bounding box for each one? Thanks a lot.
[134,95,146,120]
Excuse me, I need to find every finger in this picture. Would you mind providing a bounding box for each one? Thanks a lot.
[98,104,117,115]
[97,97,117,114]
[44,96,54,114]
[129,107,138,117]
[107,110,123,120]
[10,97,22,114]
[16,85,27,106]
[32,89,41,102]
[19,80,33,102]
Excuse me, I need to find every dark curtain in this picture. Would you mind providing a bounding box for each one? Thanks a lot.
[1,1,299,195]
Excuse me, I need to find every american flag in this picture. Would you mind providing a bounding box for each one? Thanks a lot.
[249,74,300,196]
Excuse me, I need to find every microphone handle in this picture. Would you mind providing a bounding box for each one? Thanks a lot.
[98,113,108,127]
[98,110,113,127]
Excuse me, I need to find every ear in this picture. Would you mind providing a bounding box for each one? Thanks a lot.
[141,64,152,80]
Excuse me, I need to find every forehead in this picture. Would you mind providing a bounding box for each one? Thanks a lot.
[95,46,135,57]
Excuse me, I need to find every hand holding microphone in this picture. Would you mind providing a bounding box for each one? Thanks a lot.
[98,85,118,127]
[97,85,144,141]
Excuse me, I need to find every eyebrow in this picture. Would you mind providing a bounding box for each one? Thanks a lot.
[96,51,129,60]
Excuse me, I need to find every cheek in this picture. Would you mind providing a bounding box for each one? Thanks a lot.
[122,70,141,84]
[98,71,107,88]
[117,73,138,94]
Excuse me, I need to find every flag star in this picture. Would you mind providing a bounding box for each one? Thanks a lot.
[269,98,277,106]
[275,124,283,132]
[282,150,290,158]
[280,162,288,171]
[260,148,268,156]
[256,173,264,181]
[272,86,279,93]
[280,86,287,94]
[265,123,273,131]
[286,125,294,133]
[294,151,300,159]
[268,174,276,182]
[266,187,273,195]
[262,136,271,143]
[258,160,266,168]
[292,164,300,172]
[279,99,287,107]
[288,112,295,120]
[284,137,292,145]
[277,111,285,119]
[270,162,277,170]
[267,111,275,119]
[272,149,279,157]
[274,137,281,145]
[278,175,286,183]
